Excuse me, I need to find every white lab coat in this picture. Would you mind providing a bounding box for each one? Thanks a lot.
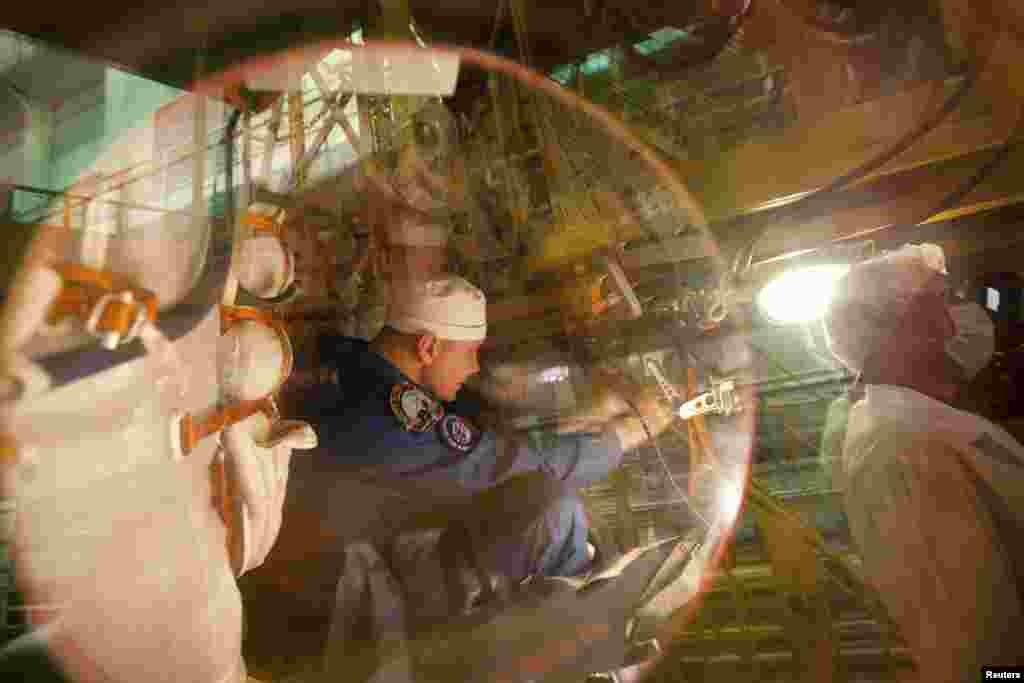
[838,384,1024,679]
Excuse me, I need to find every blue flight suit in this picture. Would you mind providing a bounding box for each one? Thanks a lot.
[305,336,624,578]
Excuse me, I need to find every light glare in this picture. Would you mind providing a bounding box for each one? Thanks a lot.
[757,264,850,324]
[537,365,570,384]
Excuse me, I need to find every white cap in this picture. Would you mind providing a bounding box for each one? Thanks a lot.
[825,243,948,373]
[387,217,449,248]
[387,276,487,341]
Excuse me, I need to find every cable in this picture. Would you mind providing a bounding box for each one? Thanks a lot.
[742,14,1024,271]
[919,128,1021,220]
[735,60,979,272]
[622,396,712,531]
[825,84,976,197]
[834,112,1023,254]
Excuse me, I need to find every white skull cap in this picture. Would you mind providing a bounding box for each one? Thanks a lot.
[387,276,487,341]
[825,243,948,372]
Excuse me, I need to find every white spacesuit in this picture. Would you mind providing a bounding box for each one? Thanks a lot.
[0,255,314,681]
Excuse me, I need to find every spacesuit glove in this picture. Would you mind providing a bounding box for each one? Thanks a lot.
[220,414,317,577]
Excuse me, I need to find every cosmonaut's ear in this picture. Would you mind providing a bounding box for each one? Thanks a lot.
[416,333,441,365]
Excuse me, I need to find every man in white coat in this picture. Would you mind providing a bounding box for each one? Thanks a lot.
[823,243,1024,680]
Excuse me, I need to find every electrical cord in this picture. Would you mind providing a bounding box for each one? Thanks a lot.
[621,395,712,531]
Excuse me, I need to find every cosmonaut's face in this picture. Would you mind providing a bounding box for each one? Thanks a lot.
[421,337,482,401]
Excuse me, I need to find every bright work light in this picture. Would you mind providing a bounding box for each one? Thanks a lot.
[756,264,850,324]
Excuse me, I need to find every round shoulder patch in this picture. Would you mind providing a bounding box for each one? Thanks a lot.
[390,383,444,433]
[438,414,482,454]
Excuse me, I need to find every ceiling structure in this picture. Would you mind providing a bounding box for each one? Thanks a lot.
[3,1,724,91]
[6,1,1024,260]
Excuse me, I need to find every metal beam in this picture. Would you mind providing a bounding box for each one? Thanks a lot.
[747,143,1024,259]
[486,80,1024,325]
[687,78,1012,222]
[308,65,361,152]
[615,139,1024,272]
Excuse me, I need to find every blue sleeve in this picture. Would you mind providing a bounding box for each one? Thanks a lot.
[533,429,625,488]
[309,383,623,498]
[311,393,496,500]
[463,428,624,491]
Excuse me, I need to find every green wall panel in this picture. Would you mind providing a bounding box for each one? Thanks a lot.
[49,68,183,191]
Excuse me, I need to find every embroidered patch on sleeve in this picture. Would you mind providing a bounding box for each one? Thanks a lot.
[390,383,444,432]
[438,414,482,453]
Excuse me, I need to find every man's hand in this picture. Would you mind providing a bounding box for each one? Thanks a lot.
[465,361,534,413]
[586,368,636,422]
[560,368,676,450]
[608,384,676,452]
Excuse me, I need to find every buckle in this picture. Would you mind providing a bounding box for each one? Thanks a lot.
[179,396,278,456]
[677,380,740,420]
[85,291,151,350]
[49,264,158,350]
[644,358,741,421]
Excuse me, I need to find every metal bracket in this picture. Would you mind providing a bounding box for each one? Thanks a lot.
[643,357,741,421]
[677,379,740,420]
[48,263,159,351]
[85,291,150,350]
